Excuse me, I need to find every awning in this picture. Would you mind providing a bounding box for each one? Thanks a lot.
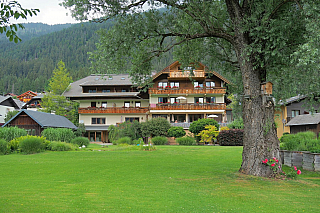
[85,125,110,131]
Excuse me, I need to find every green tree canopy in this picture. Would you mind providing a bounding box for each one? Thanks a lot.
[0,1,39,42]
[141,117,171,137]
[48,60,72,95]
[189,119,220,142]
[62,0,320,177]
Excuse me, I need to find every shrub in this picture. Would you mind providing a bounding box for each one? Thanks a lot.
[141,117,171,137]
[41,128,75,143]
[176,136,196,146]
[70,137,90,147]
[0,127,27,142]
[197,125,219,144]
[217,129,244,146]
[132,138,143,145]
[115,137,132,145]
[48,141,77,151]
[168,126,186,138]
[227,118,244,129]
[220,126,230,131]
[189,119,219,141]
[280,131,317,151]
[108,125,120,144]
[19,136,46,154]
[151,136,168,145]
[8,135,49,152]
[118,121,142,140]
[0,139,8,155]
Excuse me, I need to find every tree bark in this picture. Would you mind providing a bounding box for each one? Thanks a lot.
[226,0,280,177]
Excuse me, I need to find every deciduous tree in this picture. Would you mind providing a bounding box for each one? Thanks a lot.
[0,0,39,42]
[62,0,320,177]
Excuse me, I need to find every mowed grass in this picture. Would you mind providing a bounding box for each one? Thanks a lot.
[1,145,320,213]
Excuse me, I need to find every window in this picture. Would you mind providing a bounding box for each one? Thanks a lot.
[108,76,113,80]
[206,81,215,88]
[125,117,140,122]
[170,97,177,104]
[124,102,130,108]
[158,97,168,103]
[92,118,106,124]
[91,102,96,107]
[101,102,107,108]
[163,82,168,88]
[221,81,224,87]
[194,97,204,104]
[170,82,179,88]
[194,82,203,88]
[102,89,111,93]
[292,110,300,117]
[158,82,163,88]
[206,97,216,103]
[135,101,141,107]
[122,89,128,92]
[121,77,125,80]
[89,89,96,93]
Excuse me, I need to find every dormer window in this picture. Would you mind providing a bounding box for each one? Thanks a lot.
[108,77,113,80]
[194,82,203,88]
[206,82,215,88]
[121,77,125,80]
[170,82,179,88]
[89,89,96,93]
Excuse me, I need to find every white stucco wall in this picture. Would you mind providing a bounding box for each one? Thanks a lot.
[0,105,15,124]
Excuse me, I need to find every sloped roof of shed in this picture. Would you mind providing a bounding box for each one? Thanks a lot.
[286,113,320,126]
[2,109,77,129]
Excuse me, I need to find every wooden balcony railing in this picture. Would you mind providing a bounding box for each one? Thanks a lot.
[79,107,149,114]
[169,70,205,78]
[149,87,226,95]
[150,103,226,111]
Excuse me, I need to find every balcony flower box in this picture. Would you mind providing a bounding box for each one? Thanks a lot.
[165,86,171,89]
[30,104,35,107]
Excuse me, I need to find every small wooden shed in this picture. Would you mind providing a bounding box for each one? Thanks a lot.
[2,109,77,136]
[286,113,320,137]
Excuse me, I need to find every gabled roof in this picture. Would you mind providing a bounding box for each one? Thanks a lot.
[0,95,22,109]
[17,91,38,98]
[2,109,77,130]
[286,113,320,126]
[279,95,306,106]
[152,61,230,84]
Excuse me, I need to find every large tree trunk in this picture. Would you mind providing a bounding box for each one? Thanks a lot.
[226,0,280,177]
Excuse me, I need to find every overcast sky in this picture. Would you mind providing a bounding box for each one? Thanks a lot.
[12,0,80,25]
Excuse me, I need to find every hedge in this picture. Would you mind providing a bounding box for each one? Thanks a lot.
[217,129,244,146]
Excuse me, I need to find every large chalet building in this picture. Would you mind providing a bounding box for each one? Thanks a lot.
[63,61,231,142]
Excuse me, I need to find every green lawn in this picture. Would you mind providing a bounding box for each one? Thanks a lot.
[1,145,319,212]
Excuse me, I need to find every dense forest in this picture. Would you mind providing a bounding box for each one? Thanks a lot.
[0,21,174,95]
[0,22,114,95]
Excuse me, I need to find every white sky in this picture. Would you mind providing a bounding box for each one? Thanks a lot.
[11,0,80,25]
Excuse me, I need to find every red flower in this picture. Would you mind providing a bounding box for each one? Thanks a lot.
[297,170,301,175]
[271,163,275,167]
[276,159,279,163]
[264,159,268,163]
[294,166,297,171]
[273,157,277,161]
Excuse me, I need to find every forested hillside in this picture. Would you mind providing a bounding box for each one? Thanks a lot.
[0,22,113,95]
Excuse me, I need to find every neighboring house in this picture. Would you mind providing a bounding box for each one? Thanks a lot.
[22,94,44,111]
[63,61,230,143]
[0,96,24,125]
[2,109,77,136]
[286,113,320,137]
[17,91,38,103]
[275,95,320,138]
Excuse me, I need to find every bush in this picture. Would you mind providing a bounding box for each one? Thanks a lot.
[176,136,196,146]
[0,127,27,142]
[141,117,171,137]
[48,141,77,151]
[8,135,49,152]
[118,121,142,140]
[115,137,132,145]
[217,129,244,146]
[189,119,219,141]
[151,136,168,145]
[227,118,244,129]
[0,139,8,155]
[41,128,75,143]
[108,125,120,144]
[168,126,186,138]
[70,137,90,147]
[132,138,143,145]
[280,131,319,151]
[19,136,46,154]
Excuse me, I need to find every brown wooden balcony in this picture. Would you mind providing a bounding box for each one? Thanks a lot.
[169,70,205,79]
[149,87,226,95]
[150,103,226,111]
[79,107,149,114]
